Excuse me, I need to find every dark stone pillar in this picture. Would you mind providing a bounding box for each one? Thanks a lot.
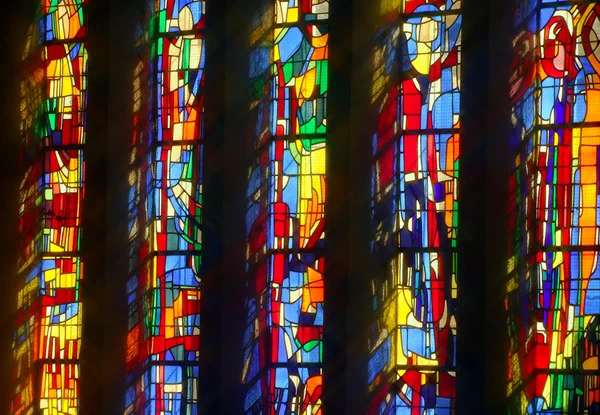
[324,0,352,412]
[346,0,379,413]
[198,0,227,412]
[98,0,141,412]
[218,0,253,412]
[81,0,109,412]
[456,0,489,412]
[485,0,514,413]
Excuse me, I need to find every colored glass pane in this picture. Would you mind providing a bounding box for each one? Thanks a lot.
[42,0,87,41]
[275,0,329,23]
[369,0,461,413]
[155,0,205,33]
[508,2,600,414]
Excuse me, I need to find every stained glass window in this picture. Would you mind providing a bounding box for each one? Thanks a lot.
[369,0,461,413]
[243,0,329,413]
[124,0,205,413]
[12,1,87,414]
[507,1,600,413]
[11,1,600,413]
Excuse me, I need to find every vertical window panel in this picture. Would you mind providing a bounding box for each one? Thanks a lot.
[369,0,461,413]
[508,2,600,414]
[126,1,205,413]
[244,1,328,413]
[13,2,87,414]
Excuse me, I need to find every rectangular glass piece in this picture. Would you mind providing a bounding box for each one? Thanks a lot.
[244,368,323,414]
[369,252,457,390]
[145,254,202,361]
[373,132,459,250]
[401,14,462,130]
[369,370,456,414]
[155,35,205,143]
[244,252,325,361]
[15,218,83,410]
[12,375,35,415]
[38,258,83,361]
[125,255,202,383]
[271,24,328,137]
[509,373,600,414]
[402,0,461,14]
[262,139,326,251]
[144,144,203,253]
[44,43,88,146]
[16,150,84,268]
[40,363,80,415]
[43,150,85,253]
[531,127,600,248]
[148,365,199,415]
[124,366,199,415]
